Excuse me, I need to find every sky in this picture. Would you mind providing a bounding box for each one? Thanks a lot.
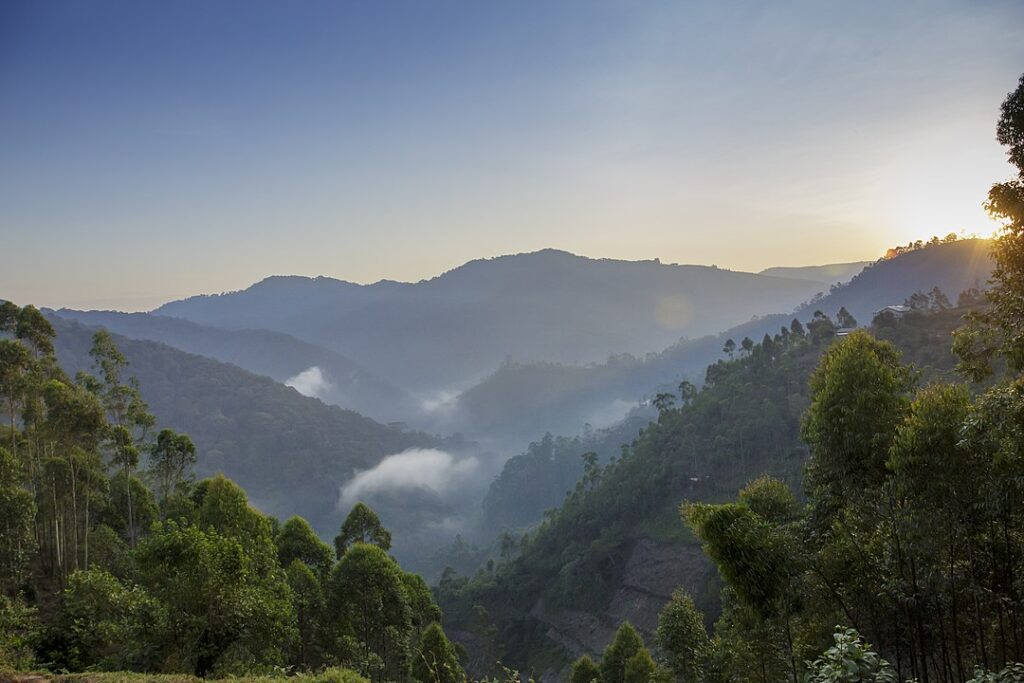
[1,0,1023,311]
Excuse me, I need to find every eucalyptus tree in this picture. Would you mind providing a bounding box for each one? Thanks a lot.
[88,331,154,547]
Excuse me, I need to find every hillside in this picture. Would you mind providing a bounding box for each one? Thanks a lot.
[50,309,413,422]
[450,239,994,441]
[438,306,975,680]
[45,314,446,546]
[758,260,871,284]
[153,250,826,391]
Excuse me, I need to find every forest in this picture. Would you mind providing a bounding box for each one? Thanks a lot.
[0,306,465,683]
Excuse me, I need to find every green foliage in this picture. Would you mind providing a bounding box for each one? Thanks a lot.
[801,331,912,516]
[600,623,645,683]
[55,568,164,672]
[803,628,897,683]
[334,503,392,559]
[568,655,602,683]
[0,447,35,594]
[312,667,373,683]
[134,520,296,675]
[0,594,39,670]
[684,502,793,619]
[412,622,463,683]
[149,429,196,504]
[276,516,334,577]
[286,559,327,670]
[86,524,131,578]
[327,543,411,682]
[656,589,708,683]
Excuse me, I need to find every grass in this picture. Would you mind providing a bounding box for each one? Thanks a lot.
[1,667,368,683]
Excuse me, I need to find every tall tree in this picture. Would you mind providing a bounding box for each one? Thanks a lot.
[334,502,392,559]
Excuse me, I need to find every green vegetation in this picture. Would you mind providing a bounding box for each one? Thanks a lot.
[0,306,461,682]
[436,74,1024,683]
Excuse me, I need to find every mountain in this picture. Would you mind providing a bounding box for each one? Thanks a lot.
[49,309,413,422]
[793,238,993,324]
[45,314,449,546]
[447,239,994,441]
[153,250,827,391]
[759,260,870,284]
[438,305,974,680]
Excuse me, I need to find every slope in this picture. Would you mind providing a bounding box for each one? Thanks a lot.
[451,239,994,441]
[50,308,413,421]
[46,313,443,540]
[437,306,975,680]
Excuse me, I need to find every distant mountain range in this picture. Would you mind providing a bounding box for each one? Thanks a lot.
[452,239,994,440]
[152,250,831,391]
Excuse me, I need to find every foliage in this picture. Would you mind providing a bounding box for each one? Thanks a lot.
[412,622,464,683]
[568,655,602,683]
[803,628,897,683]
[656,590,708,683]
[600,623,645,683]
[334,502,393,559]
[277,516,334,577]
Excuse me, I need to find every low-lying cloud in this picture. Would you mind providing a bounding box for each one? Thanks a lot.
[285,366,332,399]
[338,448,479,510]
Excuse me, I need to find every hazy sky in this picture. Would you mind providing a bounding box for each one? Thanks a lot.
[2,0,1023,311]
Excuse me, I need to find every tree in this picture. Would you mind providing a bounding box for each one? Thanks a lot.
[801,331,913,513]
[656,589,708,683]
[54,568,163,672]
[88,331,154,547]
[276,516,334,577]
[412,622,463,683]
[836,306,857,329]
[929,286,952,310]
[723,339,736,359]
[569,655,602,683]
[624,647,660,683]
[334,502,392,558]
[0,447,34,595]
[327,543,411,682]
[653,392,676,414]
[601,622,645,683]
[740,337,755,356]
[286,559,326,669]
[954,74,1024,379]
[677,381,697,406]
[402,571,442,629]
[134,520,295,676]
[148,429,195,505]
[804,628,897,683]
[807,311,836,344]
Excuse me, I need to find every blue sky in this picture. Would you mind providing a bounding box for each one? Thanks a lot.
[1,0,1023,310]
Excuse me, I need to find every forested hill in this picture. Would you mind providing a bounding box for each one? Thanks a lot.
[153,250,826,390]
[450,238,993,441]
[50,308,414,422]
[437,305,974,679]
[758,260,870,283]
[45,314,444,539]
[795,237,993,323]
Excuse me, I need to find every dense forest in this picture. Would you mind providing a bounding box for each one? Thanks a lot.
[0,304,465,682]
